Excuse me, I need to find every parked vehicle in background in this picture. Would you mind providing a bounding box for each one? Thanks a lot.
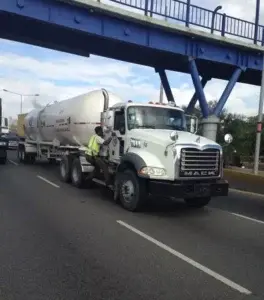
[0,133,8,164]
[3,132,19,150]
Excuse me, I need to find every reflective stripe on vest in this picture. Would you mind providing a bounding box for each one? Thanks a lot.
[86,134,100,156]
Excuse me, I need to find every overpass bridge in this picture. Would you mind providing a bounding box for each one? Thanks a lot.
[0,0,264,140]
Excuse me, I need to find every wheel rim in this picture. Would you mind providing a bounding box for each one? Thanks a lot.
[60,162,66,178]
[121,180,135,203]
[72,165,79,182]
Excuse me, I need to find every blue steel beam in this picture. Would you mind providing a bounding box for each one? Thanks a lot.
[213,67,244,117]
[0,0,262,86]
[0,1,263,71]
[188,58,209,118]
[156,69,175,103]
[185,77,210,114]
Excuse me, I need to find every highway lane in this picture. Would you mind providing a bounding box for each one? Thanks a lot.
[2,151,264,300]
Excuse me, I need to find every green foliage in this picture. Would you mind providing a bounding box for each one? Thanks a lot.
[183,101,261,158]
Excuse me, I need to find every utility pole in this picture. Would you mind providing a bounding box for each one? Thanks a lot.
[253,53,264,174]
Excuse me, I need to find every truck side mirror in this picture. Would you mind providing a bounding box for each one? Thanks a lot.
[224,133,233,144]
[185,114,198,133]
[4,118,8,128]
[105,110,114,129]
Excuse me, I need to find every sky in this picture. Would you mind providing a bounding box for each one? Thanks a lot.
[0,0,264,121]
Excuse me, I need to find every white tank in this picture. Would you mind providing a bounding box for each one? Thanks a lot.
[24,89,123,146]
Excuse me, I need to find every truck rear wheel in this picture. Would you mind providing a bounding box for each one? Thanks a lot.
[60,156,72,183]
[71,157,86,188]
[18,146,34,164]
[184,197,211,208]
[118,169,147,212]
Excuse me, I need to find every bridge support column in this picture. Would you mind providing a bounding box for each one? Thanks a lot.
[188,58,245,141]
[201,115,220,141]
[213,67,243,117]
[186,77,210,114]
[188,58,209,118]
[155,68,175,103]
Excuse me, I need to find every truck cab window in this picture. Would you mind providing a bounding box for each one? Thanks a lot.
[127,106,186,131]
[114,109,125,134]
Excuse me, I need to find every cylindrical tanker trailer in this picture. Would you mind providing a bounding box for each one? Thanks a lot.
[17,88,230,212]
[23,89,122,146]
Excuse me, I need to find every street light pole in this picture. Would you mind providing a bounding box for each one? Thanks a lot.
[253,53,264,175]
[2,89,39,114]
[20,94,23,114]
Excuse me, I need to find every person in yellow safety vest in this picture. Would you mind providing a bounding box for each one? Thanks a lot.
[85,126,116,187]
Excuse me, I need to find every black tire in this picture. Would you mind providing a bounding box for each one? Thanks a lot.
[71,157,86,188]
[184,197,211,208]
[18,146,24,163]
[27,154,36,164]
[18,146,29,164]
[118,169,147,212]
[60,155,72,183]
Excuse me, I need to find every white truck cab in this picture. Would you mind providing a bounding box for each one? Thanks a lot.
[98,100,228,211]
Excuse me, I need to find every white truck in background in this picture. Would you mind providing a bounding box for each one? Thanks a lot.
[17,89,230,211]
[0,117,9,134]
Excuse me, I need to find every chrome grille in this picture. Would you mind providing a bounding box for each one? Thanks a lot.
[179,148,220,178]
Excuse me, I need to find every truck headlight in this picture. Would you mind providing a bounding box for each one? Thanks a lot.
[0,141,6,146]
[139,167,166,176]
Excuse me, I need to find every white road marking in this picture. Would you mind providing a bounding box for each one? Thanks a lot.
[37,175,60,188]
[117,220,252,295]
[8,159,18,166]
[231,212,264,225]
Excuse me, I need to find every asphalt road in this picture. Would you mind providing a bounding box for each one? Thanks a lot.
[2,151,264,300]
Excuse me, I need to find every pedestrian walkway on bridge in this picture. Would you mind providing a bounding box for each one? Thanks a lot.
[0,0,264,140]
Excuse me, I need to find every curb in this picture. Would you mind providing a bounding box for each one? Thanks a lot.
[229,188,264,198]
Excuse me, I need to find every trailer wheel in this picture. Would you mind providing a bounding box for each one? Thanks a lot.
[71,157,86,188]
[28,155,36,164]
[118,169,147,212]
[60,156,72,183]
[18,146,29,164]
[18,146,24,162]
[184,197,211,208]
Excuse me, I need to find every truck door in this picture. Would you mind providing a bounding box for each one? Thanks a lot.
[109,108,125,161]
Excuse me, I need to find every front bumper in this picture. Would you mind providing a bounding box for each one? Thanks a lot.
[148,179,229,198]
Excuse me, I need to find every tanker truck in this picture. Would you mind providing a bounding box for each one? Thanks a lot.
[17,89,229,211]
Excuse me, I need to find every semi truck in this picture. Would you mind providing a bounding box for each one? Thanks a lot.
[17,89,230,211]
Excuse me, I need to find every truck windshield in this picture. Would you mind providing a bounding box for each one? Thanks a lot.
[127,106,186,131]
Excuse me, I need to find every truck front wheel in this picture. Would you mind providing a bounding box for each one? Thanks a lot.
[71,157,86,188]
[118,169,147,212]
[184,197,211,208]
[60,156,72,183]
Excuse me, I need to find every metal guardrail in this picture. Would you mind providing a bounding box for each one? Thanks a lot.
[108,0,264,45]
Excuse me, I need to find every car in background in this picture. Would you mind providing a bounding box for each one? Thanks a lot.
[1,132,19,150]
[0,134,8,164]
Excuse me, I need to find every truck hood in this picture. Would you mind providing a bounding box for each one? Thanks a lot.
[130,129,219,147]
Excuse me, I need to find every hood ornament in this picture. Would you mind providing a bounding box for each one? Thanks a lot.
[196,136,201,143]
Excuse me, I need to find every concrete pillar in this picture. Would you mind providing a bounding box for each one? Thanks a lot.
[201,115,220,142]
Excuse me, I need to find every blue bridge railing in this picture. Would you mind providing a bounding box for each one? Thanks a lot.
[107,0,264,45]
